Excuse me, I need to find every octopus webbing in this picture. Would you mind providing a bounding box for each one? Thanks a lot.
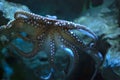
[0,11,100,80]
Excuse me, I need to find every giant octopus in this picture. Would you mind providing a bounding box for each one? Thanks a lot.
[0,11,102,80]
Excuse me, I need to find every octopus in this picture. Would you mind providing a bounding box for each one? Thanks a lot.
[0,11,102,80]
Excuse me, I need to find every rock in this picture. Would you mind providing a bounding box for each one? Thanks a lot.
[0,0,30,20]
[0,11,9,26]
[101,48,120,80]
[74,0,120,80]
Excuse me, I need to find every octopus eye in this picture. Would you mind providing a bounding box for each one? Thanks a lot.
[89,42,96,48]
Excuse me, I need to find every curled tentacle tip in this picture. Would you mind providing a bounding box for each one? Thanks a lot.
[14,11,29,19]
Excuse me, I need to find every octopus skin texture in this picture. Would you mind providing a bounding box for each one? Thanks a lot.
[0,11,101,80]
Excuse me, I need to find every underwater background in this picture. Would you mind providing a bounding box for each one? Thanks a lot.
[0,0,120,80]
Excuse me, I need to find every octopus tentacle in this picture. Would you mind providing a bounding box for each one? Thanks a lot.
[14,11,45,30]
[14,11,57,26]
[59,36,79,76]
[14,11,97,42]
[56,21,97,40]
[44,35,57,75]
[60,29,87,50]
[14,11,40,20]
[75,24,97,40]
[61,23,97,49]
[49,38,56,65]
[9,30,47,58]
[10,41,39,58]
[60,35,79,61]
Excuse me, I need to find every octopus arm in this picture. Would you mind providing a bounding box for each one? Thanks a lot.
[57,31,80,75]
[61,22,98,40]
[52,32,79,77]
[8,28,47,58]
[14,11,45,24]
[58,44,77,77]
[58,33,84,76]
[14,11,35,19]
[10,41,39,58]
[60,29,87,50]
[4,21,47,58]
[60,22,98,49]
[75,24,97,40]
[46,36,56,66]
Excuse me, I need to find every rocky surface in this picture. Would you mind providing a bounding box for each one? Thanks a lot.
[5,0,84,20]
[74,0,120,80]
[0,0,30,20]
[6,0,103,20]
